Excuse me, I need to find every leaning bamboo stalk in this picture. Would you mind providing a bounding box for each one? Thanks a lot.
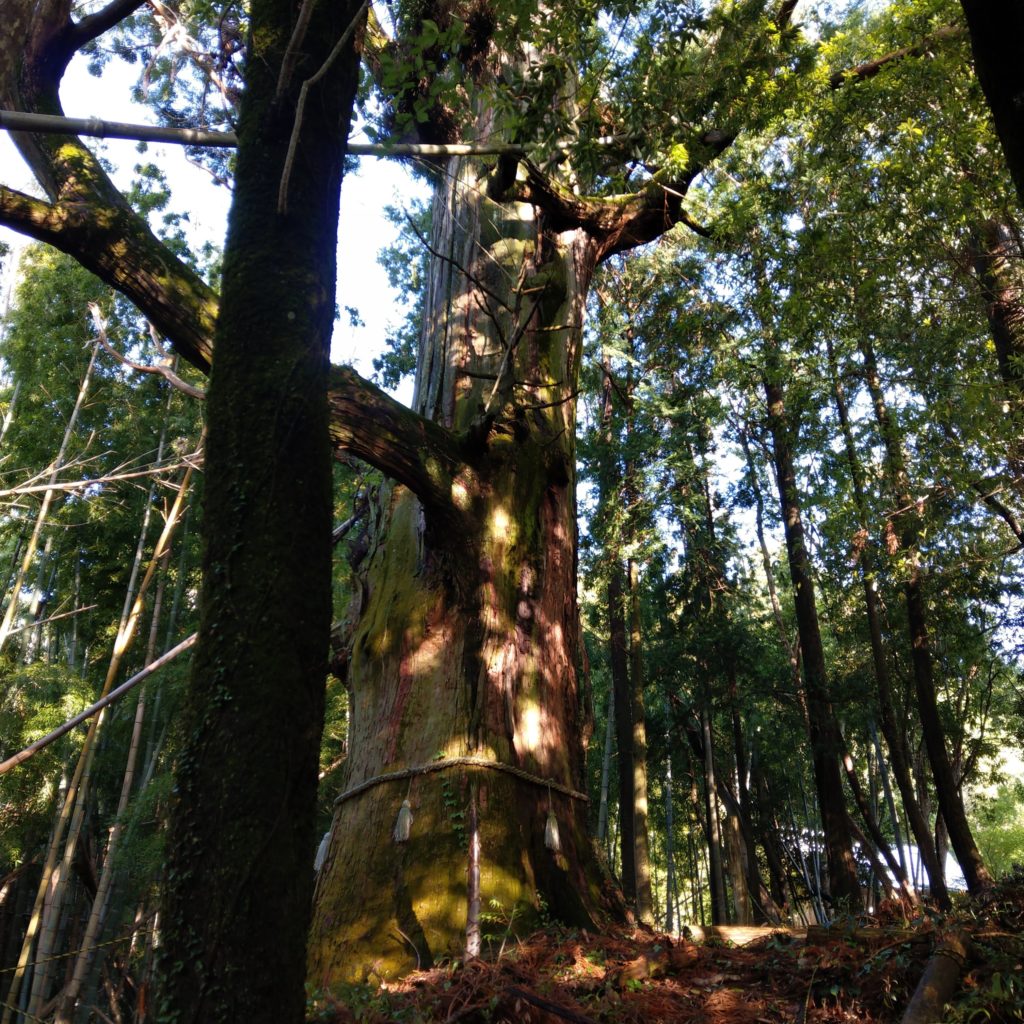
[0,380,21,449]
[25,457,197,1019]
[56,557,174,1022]
[24,407,170,1018]
[3,455,196,1023]
[0,633,197,774]
[0,340,99,654]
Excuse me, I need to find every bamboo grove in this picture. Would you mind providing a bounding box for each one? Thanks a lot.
[0,0,1022,1020]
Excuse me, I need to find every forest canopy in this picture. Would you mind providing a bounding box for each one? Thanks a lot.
[0,0,1022,1021]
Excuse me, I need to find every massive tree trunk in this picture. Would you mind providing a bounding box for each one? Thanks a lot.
[308,154,619,983]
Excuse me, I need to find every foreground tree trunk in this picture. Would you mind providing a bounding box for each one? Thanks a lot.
[309,154,619,983]
[959,0,1024,209]
[157,0,364,1019]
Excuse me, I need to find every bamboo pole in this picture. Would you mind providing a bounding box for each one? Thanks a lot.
[2,453,196,1023]
[26,458,196,1019]
[56,551,174,1022]
[0,340,99,654]
[0,108,627,154]
[0,633,197,774]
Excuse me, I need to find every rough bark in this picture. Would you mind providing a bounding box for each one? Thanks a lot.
[156,0,364,1019]
[308,152,619,983]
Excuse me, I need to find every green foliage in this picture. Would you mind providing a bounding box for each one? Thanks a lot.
[373,200,430,390]
[973,780,1024,879]
[0,661,92,864]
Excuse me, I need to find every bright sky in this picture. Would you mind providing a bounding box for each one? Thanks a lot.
[0,50,428,394]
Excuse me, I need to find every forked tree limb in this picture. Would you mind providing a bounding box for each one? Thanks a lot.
[89,302,206,400]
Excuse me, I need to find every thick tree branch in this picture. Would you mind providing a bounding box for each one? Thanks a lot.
[67,0,147,53]
[829,23,965,90]
[972,481,1024,547]
[1,0,218,372]
[328,365,470,531]
[0,185,216,371]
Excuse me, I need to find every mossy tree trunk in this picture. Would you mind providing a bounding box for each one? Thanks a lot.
[156,0,364,1020]
[310,156,622,984]
[1,0,748,991]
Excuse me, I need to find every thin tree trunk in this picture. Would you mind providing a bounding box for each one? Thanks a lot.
[762,353,861,909]
[870,721,908,877]
[825,336,947,905]
[859,337,991,894]
[738,424,801,690]
[751,749,789,916]
[609,565,637,906]
[598,350,637,906]
[701,704,729,925]
[597,696,615,847]
[664,748,676,933]
[729,679,771,923]
[628,556,654,926]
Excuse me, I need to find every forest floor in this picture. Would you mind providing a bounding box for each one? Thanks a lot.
[309,869,1024,1024]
